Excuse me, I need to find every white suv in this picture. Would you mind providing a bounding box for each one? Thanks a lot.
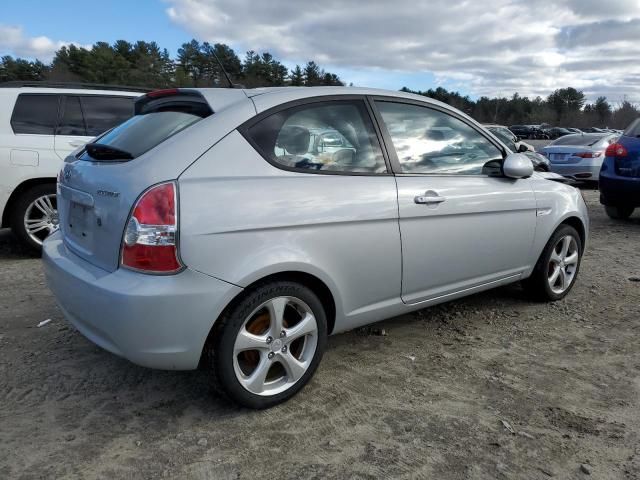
[0,83,143,250]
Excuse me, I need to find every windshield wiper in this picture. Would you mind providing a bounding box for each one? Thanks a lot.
[85,143,134,161]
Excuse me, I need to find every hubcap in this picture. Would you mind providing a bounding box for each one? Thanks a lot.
[233,296,318,396]
[24,194,58,246]
[547,235,579,294]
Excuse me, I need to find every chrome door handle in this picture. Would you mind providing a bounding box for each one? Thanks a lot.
[68,140,84,148]
[414,191,446,205]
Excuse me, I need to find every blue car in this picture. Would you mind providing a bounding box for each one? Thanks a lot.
[599,118,640,219]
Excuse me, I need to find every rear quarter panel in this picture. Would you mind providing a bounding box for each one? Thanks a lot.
[178,130,403,333]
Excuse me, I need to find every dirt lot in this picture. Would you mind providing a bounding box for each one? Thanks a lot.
[1,188,639,480]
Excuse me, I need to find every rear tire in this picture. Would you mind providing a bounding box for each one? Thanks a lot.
[605,205,634,220]
[522,224,582,302]
[9,184,58,253]
[206,281,328,409]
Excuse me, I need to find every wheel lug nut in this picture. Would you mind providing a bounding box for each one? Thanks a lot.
[281,345,287,353]
[280,330,286,338]
[266,336,273,344]
[268,352,274,359]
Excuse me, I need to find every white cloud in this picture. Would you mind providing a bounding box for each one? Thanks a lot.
[165,0,640,101]
[0,25,86,62]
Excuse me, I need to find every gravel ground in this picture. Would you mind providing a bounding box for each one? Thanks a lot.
[1,188,639,480]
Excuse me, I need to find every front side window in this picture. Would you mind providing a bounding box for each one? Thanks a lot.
[246,100,386,174]
[80,96,134,136]
[376,101,503,175]
[10,94,59,135]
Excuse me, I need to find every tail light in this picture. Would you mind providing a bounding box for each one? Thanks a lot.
[574,152,602,158]
[605,143,628,157]
[121,181,183,274]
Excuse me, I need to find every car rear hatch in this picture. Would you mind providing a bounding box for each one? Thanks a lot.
[56,89,215,272]
[614,121,640,177]
[542,145,602,164]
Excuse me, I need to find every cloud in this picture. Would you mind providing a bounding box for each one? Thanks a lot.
[0,25,86,62]
[165,0,640,101]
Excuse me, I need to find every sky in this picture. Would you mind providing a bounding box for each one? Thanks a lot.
[1,0,639,102]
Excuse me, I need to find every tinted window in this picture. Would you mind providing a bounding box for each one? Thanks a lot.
[80,111,202,160]
[11,94,59,135]
[488,127,517,151]
[377,102,503,175]
[246,100,386,174]
[80,96,134,136]
[57,96,86,136]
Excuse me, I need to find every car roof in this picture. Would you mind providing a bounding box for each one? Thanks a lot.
[189,86,456,115]
[2,86,142,97]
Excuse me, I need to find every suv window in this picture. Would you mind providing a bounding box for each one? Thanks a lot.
[80,96,134,136]
[376,101,503,175]
[10,94,59,135]
[245,100,386,173]
[57,96,86,136]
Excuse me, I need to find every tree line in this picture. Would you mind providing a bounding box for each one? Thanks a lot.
[401,86,639,129]
[0,39,344,89]
[1,39,638,129]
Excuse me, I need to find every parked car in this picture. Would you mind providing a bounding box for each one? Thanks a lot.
[484,124,550,171]
[43,87,589,408]
[566,128,583,134]
[0,82,144,250]
[544,127,573,139]
[599,118,640,219]
[541,133,618,182]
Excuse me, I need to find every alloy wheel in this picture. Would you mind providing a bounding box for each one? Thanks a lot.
[23,194,58,246]
[547,235,579,295]
[233,296,318,396]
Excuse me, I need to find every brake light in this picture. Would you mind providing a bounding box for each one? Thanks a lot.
[605,143,628,157]
[146,88,179,98]
[574,152,602,158]
[121,181,183,273]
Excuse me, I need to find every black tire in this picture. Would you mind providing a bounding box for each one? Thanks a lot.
[522,224,582,302]
[9,183,57,253]
[206,281,328,409]
[605,205,634,220]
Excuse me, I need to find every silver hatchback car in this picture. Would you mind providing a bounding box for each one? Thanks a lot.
[43,87,589,408]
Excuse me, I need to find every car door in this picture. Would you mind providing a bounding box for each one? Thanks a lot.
[54,95,89,159]
[371,98,537,304]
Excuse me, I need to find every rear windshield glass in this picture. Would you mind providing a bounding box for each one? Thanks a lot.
[550,134,608,147]
[624,118,640,137]
[79,111,202,161]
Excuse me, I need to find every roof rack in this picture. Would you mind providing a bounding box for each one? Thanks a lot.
[0,81,151,93]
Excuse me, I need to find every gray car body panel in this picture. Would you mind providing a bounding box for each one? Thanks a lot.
[44,86,590,368]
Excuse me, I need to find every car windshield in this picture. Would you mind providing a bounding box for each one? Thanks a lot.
[550,133,609,147]
[623,118,640,137]
[79,111,203,161]
[488,127,516,150]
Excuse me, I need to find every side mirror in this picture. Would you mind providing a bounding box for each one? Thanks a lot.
[503,153,533,179]
[518,144,529,153]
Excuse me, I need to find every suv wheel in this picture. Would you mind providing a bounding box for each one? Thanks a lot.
[523,224,582,301]
[10,184,59,252]
[207,281,327,409]
[605,205,634,220]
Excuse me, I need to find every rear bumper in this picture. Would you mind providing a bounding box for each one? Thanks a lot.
[549,162,601,180]
[42,232,242,370]
[599,172,640,207]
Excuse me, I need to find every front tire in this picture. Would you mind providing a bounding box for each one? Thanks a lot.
[10,184,59,253]
[523,224,582,301]
[605,205,634,220]
[206,281,328,409]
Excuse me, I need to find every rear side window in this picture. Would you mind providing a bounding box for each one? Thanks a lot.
[245,100,386,174]
[80,96,134,136]
[57,96,86,136]
[10,94,59,135]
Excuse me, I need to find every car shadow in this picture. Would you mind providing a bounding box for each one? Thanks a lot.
[0,229,37,260]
